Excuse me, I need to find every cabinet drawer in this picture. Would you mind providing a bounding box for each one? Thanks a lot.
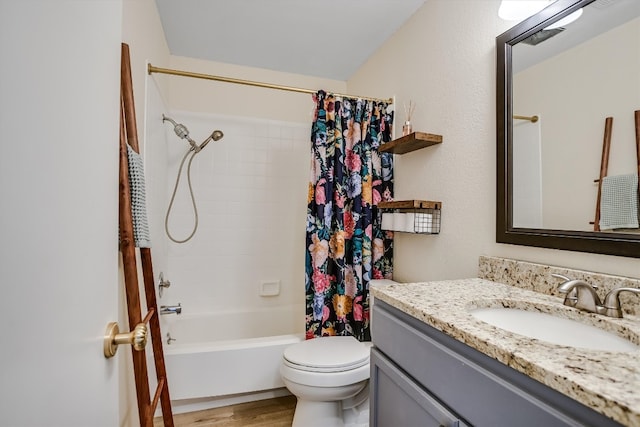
[372,300,622,427]
[371,348,468,427]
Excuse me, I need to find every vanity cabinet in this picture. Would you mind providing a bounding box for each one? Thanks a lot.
[370,300,623,427]
[371,348,468,426]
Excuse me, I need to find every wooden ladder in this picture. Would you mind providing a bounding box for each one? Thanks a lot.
[592,111,640,231]
[593,117,613,231]
[120,42,174,427]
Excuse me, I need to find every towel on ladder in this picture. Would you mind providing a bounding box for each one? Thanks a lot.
[126,144,152,247]
[599,173,639,230]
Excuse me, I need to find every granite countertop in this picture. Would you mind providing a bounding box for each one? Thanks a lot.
[372,278,640,426]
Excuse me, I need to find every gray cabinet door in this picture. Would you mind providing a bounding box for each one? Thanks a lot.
[371,348,468,427]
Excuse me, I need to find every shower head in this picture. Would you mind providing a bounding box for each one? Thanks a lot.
[198,130,224,151]
[211,130,224,141]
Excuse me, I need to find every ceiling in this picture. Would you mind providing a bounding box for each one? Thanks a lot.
[154,0,427,81]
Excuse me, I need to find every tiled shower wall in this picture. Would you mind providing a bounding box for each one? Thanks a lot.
[159,111,310,316]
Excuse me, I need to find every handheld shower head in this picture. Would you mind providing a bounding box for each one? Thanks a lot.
[197,130,224,151]
[163,115,224,244]
[211,130,224,141]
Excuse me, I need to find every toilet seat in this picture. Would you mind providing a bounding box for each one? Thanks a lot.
[283,336,370,373]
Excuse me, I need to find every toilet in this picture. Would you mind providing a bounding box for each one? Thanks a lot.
[280,279,397,427]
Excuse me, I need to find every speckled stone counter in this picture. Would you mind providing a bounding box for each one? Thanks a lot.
[479,256,640,316]
[372,276,640,426]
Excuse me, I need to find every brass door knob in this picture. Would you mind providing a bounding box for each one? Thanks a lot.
[103,321,148,358]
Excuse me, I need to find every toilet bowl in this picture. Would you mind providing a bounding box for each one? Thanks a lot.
[280,335,371,427]
[281,279,397,427]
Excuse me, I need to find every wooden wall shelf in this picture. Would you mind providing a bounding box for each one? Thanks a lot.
[378,133,443,234]
[379,132,442,155]
[379,200,441,210]
[378,200,442,234]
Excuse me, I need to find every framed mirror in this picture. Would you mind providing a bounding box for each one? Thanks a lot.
[497,0,640,258]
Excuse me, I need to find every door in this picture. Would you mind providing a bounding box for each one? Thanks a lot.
[0,1,123,425]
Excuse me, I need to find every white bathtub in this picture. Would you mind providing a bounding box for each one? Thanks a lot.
[161,304,304,408]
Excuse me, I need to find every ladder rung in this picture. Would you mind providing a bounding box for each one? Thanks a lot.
[148,377,166,418]
[142,308,155,325]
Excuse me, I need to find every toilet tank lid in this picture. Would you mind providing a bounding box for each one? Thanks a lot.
[283,336,370,370]
[369,279,398,288]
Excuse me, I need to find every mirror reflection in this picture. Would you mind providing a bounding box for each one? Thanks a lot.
[510,0,640,232]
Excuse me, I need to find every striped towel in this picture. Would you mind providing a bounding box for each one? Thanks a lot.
[599,174,639,230]
[126,144,152,248]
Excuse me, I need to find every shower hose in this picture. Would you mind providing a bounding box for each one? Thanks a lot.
[165,147,200,243]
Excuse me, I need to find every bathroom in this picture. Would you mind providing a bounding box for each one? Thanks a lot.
[1,0,639,426]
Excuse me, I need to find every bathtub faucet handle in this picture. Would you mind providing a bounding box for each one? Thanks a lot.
[166,333,176,345]
[158,272,171,298]
[160,303,182,315]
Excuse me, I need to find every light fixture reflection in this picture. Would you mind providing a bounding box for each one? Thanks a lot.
[498,0,583,28]
[498,0,551,21]
[546,8,583,29]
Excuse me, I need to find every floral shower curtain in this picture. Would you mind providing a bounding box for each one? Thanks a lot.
[305,90,394,342]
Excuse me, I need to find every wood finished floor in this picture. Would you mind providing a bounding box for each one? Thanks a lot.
[154,396,296,427]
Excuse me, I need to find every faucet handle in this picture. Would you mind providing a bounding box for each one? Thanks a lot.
[552,273,598,289]
[603,288,640,318]
[551,273,572,282]
[552,274,579,306]
[158,272,171,298]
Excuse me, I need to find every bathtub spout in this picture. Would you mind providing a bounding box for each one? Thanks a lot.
[160,304,182,315]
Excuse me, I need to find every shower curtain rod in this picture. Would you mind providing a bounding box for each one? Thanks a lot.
[513,115,539,123]
[148,64,393,104]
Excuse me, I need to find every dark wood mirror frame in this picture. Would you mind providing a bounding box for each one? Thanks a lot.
[496,0,640,258]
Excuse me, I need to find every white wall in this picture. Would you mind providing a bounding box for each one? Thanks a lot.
[348,0,640,281]
[166,55,347,122]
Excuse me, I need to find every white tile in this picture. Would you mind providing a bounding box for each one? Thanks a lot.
[267,122,281,139]
[162,113,311,316]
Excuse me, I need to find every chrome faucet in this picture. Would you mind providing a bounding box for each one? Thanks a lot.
[553,274,640,318]
[160,303,182,315]
[556,278,604,315]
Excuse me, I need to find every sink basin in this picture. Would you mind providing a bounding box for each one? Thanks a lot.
[470,307,639,352]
